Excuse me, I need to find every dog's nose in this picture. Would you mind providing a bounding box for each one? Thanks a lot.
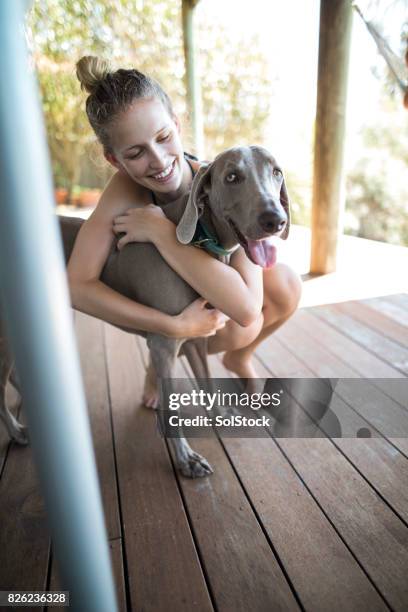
[258,211,287,234]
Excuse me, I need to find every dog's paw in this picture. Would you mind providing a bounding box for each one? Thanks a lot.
[11,424,29,446]
[178,451,213,479]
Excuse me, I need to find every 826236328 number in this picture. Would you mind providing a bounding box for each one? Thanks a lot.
[0,591,69,607]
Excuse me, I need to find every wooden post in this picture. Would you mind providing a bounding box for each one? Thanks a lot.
[181,0,204,158]
[310,0,353,274]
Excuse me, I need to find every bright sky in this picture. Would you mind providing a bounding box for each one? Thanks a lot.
[196,0,406,171]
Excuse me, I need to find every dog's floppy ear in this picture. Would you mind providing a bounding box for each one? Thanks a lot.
[176,163,212,244]
[280,175,291,240]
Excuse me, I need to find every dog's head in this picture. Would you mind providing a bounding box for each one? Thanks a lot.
[176,146,290,268]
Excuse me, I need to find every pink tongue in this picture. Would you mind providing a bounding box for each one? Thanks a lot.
[247,238,277,268]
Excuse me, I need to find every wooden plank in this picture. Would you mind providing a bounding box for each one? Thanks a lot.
[214,339,408,539]
[331,380,408,456]
[309,305,408,375]
[75,312,121,540]
[206,357,387,611]
[274,311,359,377]
[277,437,408,610]
[372,379,408,412]
[282,380,408,522]
[46,313,126,610]
[255,333,315,377]
[362,296,408,327]
[141,326,408,609]
[108,538,127,612]
[335,437,408,520]
[0,428,50,594]
[169,435,300,611]
[247,316,408,459]
[168,353,300,611]
[248,329,408,522]
[273,316,407,427]
[333,300,408,347]
[47,538,127,612]
[104,324,213,612]
[280,309,403,377]
[385,294,408,311]
[283,376,408,440]
[225,437,387,612]
[284,310,408,453]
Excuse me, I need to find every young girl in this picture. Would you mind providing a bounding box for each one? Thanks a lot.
[68,56,302,406]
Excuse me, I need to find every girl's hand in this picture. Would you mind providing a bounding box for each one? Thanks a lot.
[113,204,168,250]
[168,298,229,338]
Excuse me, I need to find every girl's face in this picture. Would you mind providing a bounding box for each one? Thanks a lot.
[107,97,186,197]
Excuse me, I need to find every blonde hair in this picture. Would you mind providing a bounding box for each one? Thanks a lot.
[76,56,111,95]
[76,55,175,153]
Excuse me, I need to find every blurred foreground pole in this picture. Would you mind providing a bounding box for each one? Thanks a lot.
[310,0,353,274]
[0,2,118,610]
[182,0,204,158]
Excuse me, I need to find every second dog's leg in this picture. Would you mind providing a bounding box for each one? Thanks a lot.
[0,344,28,445]
[147,334,213,478]
[9,366,21,394]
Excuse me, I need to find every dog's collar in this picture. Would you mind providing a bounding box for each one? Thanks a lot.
[191,219,239,257]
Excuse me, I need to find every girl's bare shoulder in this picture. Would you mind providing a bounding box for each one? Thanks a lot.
[95,171,152,219]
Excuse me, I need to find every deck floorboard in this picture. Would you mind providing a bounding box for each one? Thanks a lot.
[0,294,406,611]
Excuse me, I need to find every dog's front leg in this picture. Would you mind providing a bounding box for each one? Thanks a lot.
[147,334,213,478]
[0,342,28,445]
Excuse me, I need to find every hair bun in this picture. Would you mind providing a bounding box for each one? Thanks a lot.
[76,56,111,94]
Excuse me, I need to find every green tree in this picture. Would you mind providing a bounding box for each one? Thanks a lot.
[27,0,272,198]
[197,26,271,157]
[345,99,408,246]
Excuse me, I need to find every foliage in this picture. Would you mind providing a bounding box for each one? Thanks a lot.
[345,100,408,246]
[283,169,311,228]
[197,27,272,158]
[38,68,93,199]
[27,0,272,197]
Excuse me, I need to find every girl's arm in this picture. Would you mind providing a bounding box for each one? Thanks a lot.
[152,219,263,327]
[66,172,227,338]
[114,207,264,327]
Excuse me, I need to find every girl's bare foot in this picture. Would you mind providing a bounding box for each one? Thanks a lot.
[222,350,265,394]
[222,350,257,378]
[142,361,159,409]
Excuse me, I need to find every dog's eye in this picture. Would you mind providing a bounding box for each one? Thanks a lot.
[226,173,239,183]
[273,168,283,179]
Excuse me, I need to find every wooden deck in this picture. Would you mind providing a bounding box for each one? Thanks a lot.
[0,294,407,611]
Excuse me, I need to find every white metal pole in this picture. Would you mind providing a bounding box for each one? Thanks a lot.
[0,2,118,610]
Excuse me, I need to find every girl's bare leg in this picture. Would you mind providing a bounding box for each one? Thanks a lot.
[143,357,159,408]
[208,263,302,377]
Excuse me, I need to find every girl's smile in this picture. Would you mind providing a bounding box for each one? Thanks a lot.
[107,97,191,202]
[149,158,177,182]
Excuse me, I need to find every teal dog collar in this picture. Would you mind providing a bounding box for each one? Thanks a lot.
[191,220,237,257]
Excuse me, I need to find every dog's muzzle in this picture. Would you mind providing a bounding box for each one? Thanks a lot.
[258,211,287,235]
[228,219,279,269]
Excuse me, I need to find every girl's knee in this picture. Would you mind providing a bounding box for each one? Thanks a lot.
[285,266,302,312]
[264,264,302,317]
[214,314,263,352]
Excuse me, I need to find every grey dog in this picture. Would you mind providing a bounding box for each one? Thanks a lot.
[0,146,290,478]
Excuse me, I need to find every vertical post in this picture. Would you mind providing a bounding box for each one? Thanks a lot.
[0,2,118,611]
[182,0,204,158]
[310,0,353,274]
